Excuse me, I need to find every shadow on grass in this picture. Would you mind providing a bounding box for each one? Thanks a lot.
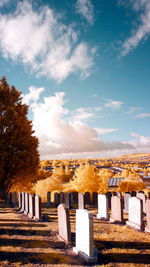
[0,223,47,228]
[0,251,82,265]
[97,251,150,265]
[0,228,54,236]
[0,238,68,249]
[95,240,150,250]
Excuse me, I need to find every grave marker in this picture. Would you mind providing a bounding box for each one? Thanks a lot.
[124,192,131,213]
[97,194,109,220]
[57,203,71,243]
[73,209,97,263]
[126,197,144,231]
[65,192,71,209]
[34,195,41,221]
[145,199,150,232]
[137,192,146,213]
[84,192,90,206]
[110,196,123,223]
[78,193,85,209]
[29,194,35,218]
[47,192,51,205]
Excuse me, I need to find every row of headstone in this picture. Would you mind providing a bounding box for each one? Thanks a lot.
[5,192,18,206]
[47,191,98,208]
[96,193,150,233]
[57,203,97,263]
[18,192,41,221]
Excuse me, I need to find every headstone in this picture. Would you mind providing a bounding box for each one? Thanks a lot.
[21,192,25,211]
[24,192,29,215]
[60,192,65,203]
[92,192,98,207]
[73,209,97,263]
[145,199,150,232]
[34,195,41,221]
[29,194,35,218]
[131,191,136,197]
[78,193,85,209]
[71,192,78,205]
[106,191,112,209]
[84,192,90,206]
[65,192,71,209]
[126,197,144,231]
[18,192,22,209]
[110,196,123,223]
[9,192,12,204]
[13,192,18,206]
[54,193,60,206]
[137,192,146,213]
[5,192,9,204]
[47,192,51,205]
[124,192,131,213]
[57,203,71,243]
[97,194,109,220]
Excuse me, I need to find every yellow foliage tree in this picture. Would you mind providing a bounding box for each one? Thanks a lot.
[118,172,146,192]
[66,165,108,194]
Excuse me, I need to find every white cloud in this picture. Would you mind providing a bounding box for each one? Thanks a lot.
[134,112,150,118]
[0,0,95,83]
[104,100,123,110]
[75,0,94,25]
[94,128,118,135]
[94,107,102,111]
[121,0,150,56]
[23,87,133,158]
[126,106,143,114]
[128,131,150,149]
[22,86,44,105]
[72,107,94,121]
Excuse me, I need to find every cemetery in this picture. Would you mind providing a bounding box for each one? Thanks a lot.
[1,190,150,265]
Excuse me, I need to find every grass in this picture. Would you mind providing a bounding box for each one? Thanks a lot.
[1,201,150,266]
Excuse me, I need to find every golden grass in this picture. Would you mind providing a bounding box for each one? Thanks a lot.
[1,203,150,266]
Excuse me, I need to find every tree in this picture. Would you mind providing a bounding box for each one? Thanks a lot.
[66,164,108,194]
[0,76,39,196]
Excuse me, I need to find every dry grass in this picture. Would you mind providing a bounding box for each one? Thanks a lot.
[1,202,150,266]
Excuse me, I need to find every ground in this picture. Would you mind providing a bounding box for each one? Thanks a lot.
[1,201,150,266]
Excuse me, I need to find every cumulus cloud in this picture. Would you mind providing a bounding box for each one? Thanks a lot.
[0,0,95,82]
[128,132,150,149]
[22,86,44,105]
[104,100,123,110]
[72,107,94,121]
[121,0,150,56]
[134,112,150,118]
[125,106,143,114]
[22,87,134,158]
[94,128,118,135]
[75,0,94,25]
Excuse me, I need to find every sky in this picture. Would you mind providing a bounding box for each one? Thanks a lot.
[0,0,150,159]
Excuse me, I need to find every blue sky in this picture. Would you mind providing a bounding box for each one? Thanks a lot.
[0,0,150,159]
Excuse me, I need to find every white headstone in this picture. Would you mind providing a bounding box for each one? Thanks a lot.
[21,192,25,211]
[137,192,146,213]
[126,197,144,231]
[29,194,35,218]
[18,192,22,209]
[24,192,29,214]
[73,209,97,263]
[97,194,109,220]
[57,203,71,243]
[34,195,41,221]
